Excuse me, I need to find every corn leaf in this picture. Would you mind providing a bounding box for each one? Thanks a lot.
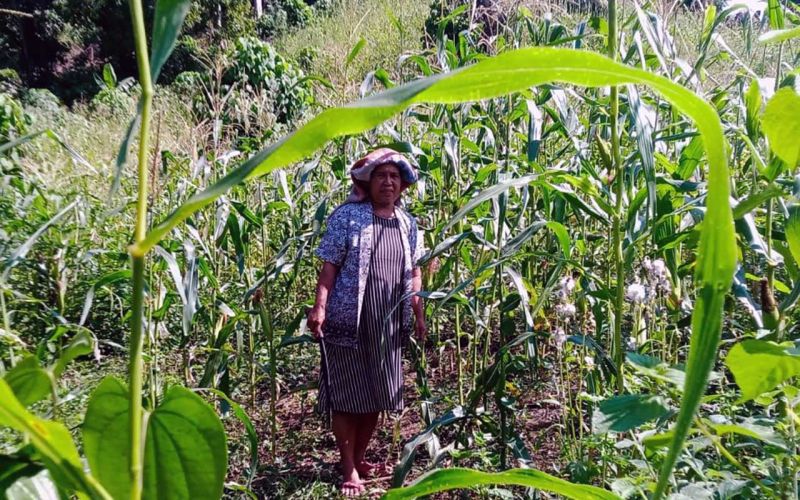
[112,0,191,197]
[383,467,619,499]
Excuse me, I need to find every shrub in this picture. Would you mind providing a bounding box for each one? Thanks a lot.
[22,88,62,114]
[0,68,22,96]
[0,92,31,143]
[227,37,313,123]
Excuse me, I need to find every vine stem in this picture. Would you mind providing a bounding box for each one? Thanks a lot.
[608,0,625,395]
[127,0,154,498]
[697,423,777,499]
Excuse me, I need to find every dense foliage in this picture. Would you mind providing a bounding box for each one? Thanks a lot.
[1,0,800,498]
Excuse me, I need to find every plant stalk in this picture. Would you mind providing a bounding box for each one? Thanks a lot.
[127,0,154,497]
[0,281,17,368]
[608,0,625,395]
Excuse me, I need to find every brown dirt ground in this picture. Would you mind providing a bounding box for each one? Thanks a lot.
[227,349,564,499]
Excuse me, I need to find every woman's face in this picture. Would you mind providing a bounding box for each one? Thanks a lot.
[369,163,402,206]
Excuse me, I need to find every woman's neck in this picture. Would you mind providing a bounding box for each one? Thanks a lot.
[371,202,395,218]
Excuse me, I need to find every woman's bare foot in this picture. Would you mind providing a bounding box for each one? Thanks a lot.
[341,465,364,497]
[355,461,384,478]
[341,480,364,497]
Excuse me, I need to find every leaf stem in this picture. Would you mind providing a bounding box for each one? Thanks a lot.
[127,0,154,498]
[698,423,777,498]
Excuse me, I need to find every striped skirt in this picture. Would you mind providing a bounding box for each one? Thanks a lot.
[318,215,405,415]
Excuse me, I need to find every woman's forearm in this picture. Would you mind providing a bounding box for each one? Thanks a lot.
[411,267,423,319]
[314,262,339,309]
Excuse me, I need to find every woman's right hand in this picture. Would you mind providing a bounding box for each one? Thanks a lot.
[307,304,326,340]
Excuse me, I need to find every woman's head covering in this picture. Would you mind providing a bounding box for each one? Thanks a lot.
[345,148,418,203]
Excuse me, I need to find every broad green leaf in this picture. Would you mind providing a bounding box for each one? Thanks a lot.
[759,26,800,44]
[626,352,685,388]
[144,386,227,499]
[592,394,670,433]
[0,380,105,497]
[4,357,51,407]
[785,204,800,266]
[725,339,800,401]
[82,377,130,499]
[52,330,94,378]
[83,377,227,500]
[704,420,787,450]
[125,48,736,497]
[763,88,800,168]
[384,467,619,500]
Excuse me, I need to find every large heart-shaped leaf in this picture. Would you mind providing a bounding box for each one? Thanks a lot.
[592,394,671,433]
[83,377,227,500]
[725,339,800,401]
[82,377,130,499]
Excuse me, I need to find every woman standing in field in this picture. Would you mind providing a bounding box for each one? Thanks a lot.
[307,148,427,496]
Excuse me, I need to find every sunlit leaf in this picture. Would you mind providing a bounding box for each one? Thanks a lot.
[762,88,800,168]
[592,394,670,433]
[3,357,51,407]
[83,377,227,500]
[759,26,800,44]
[0,380,105,497]
[725,339,800,401]
[384,467,619,499]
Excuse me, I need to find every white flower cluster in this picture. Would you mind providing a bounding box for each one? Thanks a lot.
[554,326,567,348]
[643,257,672,295]
[555,276,577,319]
[625,257,673,304]
[625,282,646,304]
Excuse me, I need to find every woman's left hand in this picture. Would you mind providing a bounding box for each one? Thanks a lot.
[414,316,427,343]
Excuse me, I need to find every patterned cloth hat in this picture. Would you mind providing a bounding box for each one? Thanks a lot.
[345,148,418,203]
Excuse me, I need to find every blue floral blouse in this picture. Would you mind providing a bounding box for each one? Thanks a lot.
[315,201,423,349]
